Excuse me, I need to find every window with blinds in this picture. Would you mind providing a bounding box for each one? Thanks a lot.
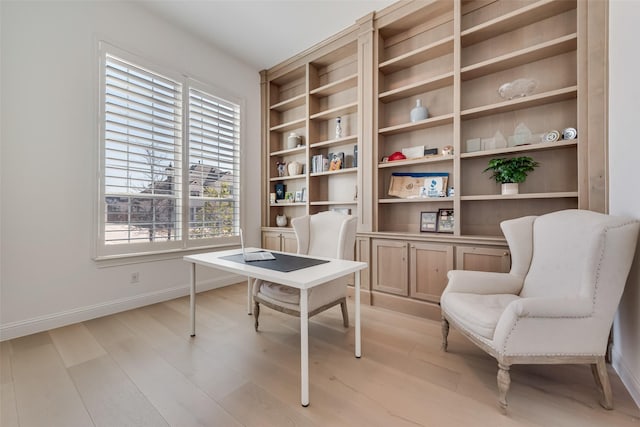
[188,88,240,239]
[103,55,183,245]
[99,46,241,256]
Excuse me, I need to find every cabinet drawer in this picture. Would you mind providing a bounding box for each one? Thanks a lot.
[456,246,510,273]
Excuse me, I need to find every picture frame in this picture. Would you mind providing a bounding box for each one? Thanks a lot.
[437,208,454,233]
[420,211,438,232]
[294,191,303,203]
[284,192,294,203]
[274,183,285,200]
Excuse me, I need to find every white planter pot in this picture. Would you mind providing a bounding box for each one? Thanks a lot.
[501,183,519,195]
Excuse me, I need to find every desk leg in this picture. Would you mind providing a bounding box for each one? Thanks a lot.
[247,276,252,315]
[355,269,361,358]
[190,263,196,337]
[300,288,309,407]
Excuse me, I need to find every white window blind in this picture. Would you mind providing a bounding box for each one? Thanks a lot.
[103,55,183,245]
[98,45,242,258]
[188,88,241,239]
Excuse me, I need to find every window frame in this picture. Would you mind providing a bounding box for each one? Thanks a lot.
[96,42,243,261]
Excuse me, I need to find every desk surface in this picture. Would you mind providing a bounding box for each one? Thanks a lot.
[184,248,367,290]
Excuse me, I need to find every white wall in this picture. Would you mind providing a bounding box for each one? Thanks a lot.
[609,0,640,407]
[0,1,261,339]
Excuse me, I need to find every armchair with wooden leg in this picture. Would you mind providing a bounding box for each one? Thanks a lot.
[253,211,357,331]
[440,209,639,412]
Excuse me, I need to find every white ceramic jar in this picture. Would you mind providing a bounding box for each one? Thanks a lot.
[275,214,287,227]
[287,132,301,149]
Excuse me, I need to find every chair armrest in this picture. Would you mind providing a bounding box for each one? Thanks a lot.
[492,297,597,355]
[443,270,523,296]
[509,297,593,318]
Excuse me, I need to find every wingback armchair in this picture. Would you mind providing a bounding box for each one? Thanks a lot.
[253,211,357,330]
[440,209,639,411]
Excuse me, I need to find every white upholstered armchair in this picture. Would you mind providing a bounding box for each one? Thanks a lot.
[253,211,357,330]
[440,209,639,411]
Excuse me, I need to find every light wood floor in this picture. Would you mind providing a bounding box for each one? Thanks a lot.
[1,283,638,427]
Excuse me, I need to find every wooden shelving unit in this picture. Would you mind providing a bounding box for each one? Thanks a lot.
[263,35,360,228]
[261,0,605,320]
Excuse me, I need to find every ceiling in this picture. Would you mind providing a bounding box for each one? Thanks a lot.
[139,0,396,70]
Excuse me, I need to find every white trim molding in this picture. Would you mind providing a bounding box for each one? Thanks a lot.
[0,274,243,341]
[612,346,640,408]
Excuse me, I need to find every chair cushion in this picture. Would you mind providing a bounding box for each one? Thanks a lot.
[259,282,299,304]
[442,293,521,339]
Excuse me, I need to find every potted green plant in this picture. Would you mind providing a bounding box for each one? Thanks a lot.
[483,156,539,195]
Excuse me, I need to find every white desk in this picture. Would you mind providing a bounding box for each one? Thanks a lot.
[184,248,367,407]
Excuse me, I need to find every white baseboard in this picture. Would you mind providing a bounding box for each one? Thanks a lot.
[0,274,243,341]
[612,347,640,409]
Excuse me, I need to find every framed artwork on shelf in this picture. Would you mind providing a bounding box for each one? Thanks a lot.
[294,191,303,202]
[284,192,294,203]
[420,211,438,232]
[437,209,454,233]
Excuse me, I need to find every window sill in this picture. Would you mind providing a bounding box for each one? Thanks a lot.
[94,242,240,268]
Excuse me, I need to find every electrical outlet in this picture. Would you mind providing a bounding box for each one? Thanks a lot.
[130,272,140,283]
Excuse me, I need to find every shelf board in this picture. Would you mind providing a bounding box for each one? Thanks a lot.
[461,191,578,201]
[379,72,454,103]
[270,146,307,157]
[270,118,306,133]
[310,167,357,177]
[310,102,358,121]
[310,74,357,97]
[461,0,577,47]
[379,36,455,74]
[461,34,577,81]
[379,197,454,204]
[378,154,454,169]
[379,113,454,136]
[270,65,306,85]
[269,202,306,207]
[310,135,358,149]
[310,200,357,206]
[461,86,577,120]
[461,139,578,159]
[269,174,306,182]
[270,93,306,112]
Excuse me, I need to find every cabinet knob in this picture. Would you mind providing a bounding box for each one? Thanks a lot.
[503,252,509,256]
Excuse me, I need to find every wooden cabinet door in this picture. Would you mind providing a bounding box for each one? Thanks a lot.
[262,231,282,251]
[409,243,453,303]
[281,231,298,253]
[372,239,408,296]
[456,246,510,273]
